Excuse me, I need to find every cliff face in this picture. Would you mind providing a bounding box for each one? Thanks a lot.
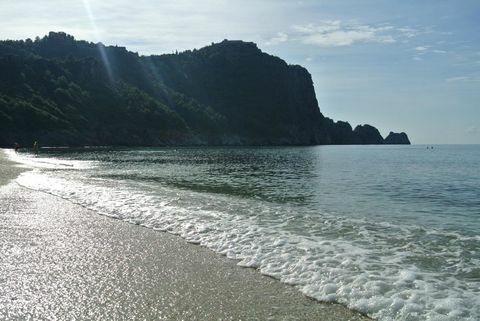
[0,32,409,147]
[147,40,327,145]
[353,125,385,144]
[384,132,411,144]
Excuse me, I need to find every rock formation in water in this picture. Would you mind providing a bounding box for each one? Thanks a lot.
[384,132,411,144]
[0,32,410,147]
[353,125,385,144]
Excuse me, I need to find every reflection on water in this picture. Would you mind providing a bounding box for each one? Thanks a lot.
[13,145,480,321]
[36,145,480,232]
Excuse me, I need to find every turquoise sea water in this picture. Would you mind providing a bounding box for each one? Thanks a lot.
[8,145,480,320]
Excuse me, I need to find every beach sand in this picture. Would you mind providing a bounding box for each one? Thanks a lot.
[0,149,371,320]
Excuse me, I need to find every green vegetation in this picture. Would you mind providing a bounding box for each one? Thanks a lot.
[0,32,408,147]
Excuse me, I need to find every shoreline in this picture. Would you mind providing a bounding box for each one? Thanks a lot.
[0,149,371,320]
[0,149,27,186]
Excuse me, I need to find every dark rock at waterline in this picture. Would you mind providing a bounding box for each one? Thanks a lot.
[384,132,411,144]
[0,32,409,147]
[353,125,385,144]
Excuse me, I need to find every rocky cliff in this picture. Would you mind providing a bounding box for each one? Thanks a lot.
[384,132,411,144]
[0,32,410,147]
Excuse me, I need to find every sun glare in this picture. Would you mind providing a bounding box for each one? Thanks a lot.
[82,0,114,81]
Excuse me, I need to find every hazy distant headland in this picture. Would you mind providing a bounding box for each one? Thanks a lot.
[0,32,410,147]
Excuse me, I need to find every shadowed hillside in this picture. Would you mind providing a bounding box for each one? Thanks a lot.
[0,32,409,147]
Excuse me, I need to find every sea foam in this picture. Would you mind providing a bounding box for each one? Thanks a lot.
[9,150,480,321]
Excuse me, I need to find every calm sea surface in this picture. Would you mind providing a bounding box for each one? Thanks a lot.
[9,145,480,320]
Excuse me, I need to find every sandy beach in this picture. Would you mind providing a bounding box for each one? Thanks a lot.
[0,149,371,320]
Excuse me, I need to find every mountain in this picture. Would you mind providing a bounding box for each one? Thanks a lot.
[0,32,410,147]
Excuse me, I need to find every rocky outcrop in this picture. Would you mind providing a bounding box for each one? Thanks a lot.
[384,132,411,144]
[148,40,327,145]
[0,32,409,147]
[353,125,385,144]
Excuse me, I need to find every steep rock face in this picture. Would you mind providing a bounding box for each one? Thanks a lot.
[320,118,356,144]
[384,132,411,144]
[353,125,385,144]
[0,32,407,147]
[148,40,326,145]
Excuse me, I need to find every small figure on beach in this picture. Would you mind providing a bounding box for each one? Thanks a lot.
[33,141,39,154]
[14,142,20,152]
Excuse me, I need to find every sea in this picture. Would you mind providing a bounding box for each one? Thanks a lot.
[6,145,480,321]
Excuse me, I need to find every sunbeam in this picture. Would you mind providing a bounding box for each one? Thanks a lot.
[82,0,114,82]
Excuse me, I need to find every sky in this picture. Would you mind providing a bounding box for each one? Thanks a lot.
[1,0,479,144]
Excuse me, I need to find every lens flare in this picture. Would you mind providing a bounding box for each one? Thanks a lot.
[82,0,114,82]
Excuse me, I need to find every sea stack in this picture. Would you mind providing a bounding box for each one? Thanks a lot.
[384,132,411,144]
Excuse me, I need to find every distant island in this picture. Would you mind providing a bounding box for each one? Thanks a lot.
[0,32,410,147]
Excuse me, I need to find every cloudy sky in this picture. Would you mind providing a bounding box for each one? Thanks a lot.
[1,0,479,143]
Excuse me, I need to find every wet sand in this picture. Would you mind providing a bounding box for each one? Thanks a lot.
[0,150,26,186]
[0,149,371,320]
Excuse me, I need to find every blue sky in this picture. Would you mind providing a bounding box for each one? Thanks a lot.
[1,0,479,143]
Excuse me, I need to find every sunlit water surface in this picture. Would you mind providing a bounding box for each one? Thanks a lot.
[8,145,480,321]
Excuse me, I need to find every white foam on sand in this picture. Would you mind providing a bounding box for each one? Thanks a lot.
[9,152,480,321]
[4,149,95,170]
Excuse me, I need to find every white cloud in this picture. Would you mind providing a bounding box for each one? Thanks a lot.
[414,46,430,51]
[292,20,342,34]
[446,75,480,83]
[412,45,448,59]
[265,32,288,45]
[0,0,285,54]
[396,27,418,38]
[446,76,468,82]
[292,20,396,47]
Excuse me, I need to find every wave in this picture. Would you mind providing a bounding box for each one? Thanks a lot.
[8,150,480,321]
